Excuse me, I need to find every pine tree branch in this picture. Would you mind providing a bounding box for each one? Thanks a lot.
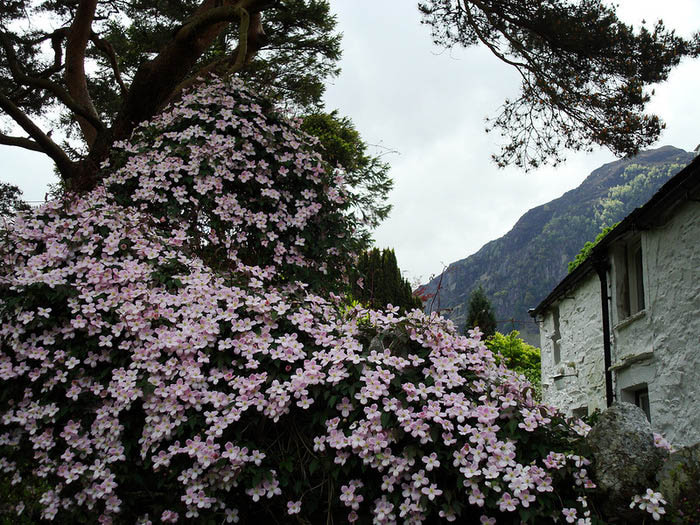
[0,133,43,152]
[90,31,128,95]
[164,6,258,107]
[0,31,104,133]
[115,0,275,140]
[174,4,246,43]
[25,28,70,77]
[0,92,74,177]
[461,2,531,74]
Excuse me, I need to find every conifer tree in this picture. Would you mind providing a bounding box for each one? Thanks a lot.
[352,248,422,312]
[300,112,392,236]
[466,286,497,338]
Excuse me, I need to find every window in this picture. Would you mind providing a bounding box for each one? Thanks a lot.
[635,387,651,422]
[633,245,645,312]
[615,238,645,320]
[621,384,651,422]
[551,306,561,364]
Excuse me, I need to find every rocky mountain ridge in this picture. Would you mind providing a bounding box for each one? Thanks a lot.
[418,146,695,344]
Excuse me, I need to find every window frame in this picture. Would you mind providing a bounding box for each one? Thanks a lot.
[551,305,561,365]
[614,236,646,321]
[635,387,651,422]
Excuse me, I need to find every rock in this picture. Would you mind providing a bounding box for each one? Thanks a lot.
[586,402,668,520]
[657,442,700,507]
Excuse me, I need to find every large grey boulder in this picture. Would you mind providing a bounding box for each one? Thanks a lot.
[586,402,668,519]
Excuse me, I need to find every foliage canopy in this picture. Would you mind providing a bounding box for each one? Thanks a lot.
[2,0,698,192]
[0,0,341,189]
[419,0,699,169]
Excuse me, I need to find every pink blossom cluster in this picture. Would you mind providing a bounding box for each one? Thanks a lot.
[1,76,594,523]
[630,489,667,521]
[102,76,360,289]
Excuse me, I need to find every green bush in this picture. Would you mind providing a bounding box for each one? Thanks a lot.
[486,331,542,399]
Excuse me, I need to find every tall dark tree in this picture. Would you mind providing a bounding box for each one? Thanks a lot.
[351,248,422,312]
[419,0,699,170]
[466,286,497,338]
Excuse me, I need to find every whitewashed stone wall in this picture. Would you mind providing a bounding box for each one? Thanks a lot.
[539,273,607,417]
[610,199,700,447]
[539,198,700,448]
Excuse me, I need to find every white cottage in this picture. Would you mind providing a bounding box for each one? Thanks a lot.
[530,155,700,447]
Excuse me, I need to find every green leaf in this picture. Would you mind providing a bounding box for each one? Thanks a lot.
[381,411,392,428]
[309,459,320,475]
[281,458,294,473]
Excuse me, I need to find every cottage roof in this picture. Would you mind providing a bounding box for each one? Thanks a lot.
[530,153,700,318]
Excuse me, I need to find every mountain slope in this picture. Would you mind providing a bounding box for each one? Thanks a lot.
[419,146,695,344]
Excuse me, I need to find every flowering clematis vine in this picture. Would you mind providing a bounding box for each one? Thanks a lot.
[1,76,597,523]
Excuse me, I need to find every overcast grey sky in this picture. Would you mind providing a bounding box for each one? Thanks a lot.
[1,1,699,284]
[322,1,700,284]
